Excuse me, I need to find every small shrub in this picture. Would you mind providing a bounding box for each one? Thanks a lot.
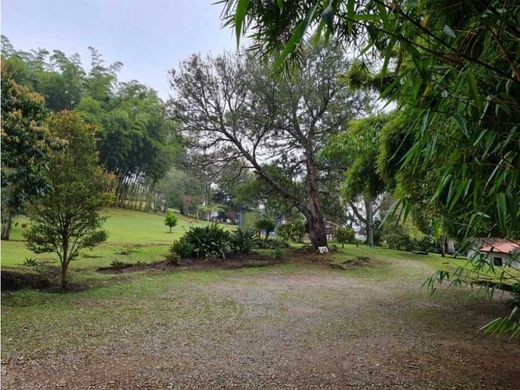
[110,259,126,268]
[256,218,276,240]
[334,226,356,248]
[255,239,289,249]
[232,229,257,255]
[23,257,38,267]
[277,221,305,243]
[164,209,178,233]
[165,250,181,265]
[271,247,284,260]
[170,238,195,260]
[116,245,137,255]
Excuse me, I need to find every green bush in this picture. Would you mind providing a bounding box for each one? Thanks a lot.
[164,209,178,232]
[255,218,276,240]
[271,247,284,260]
[170,224,232,260]
[333,226,355,248]
[277,221,305,242]
[22,257,38,267]
[255,239,289,249]
[169,238,195,262]
[231,229,257,255]
[110,259,126,268]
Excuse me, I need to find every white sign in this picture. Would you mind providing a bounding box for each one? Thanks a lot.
[318,246,329,254]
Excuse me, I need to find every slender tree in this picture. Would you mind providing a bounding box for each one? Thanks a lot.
[323,114,387,246]
[25,111,108,288]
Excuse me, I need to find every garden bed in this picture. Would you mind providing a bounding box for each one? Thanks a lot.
[97,253,283,274]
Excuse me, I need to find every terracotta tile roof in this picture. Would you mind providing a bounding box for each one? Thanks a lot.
[479,238,520,255]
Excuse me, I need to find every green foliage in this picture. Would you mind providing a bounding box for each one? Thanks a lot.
[172,224,232,260]
[156,167,204,215]
[169,239,195,262]
[164,209,178,232]
[231,229,257,255]
[480,306,520,339]
[324,114,387,202]
[221,0,520,336]
[110,259,126,268]
[255,218,276,240]
[0,63,55,240]
[1,37,179,208]
[382,227,435,253]
[277,221,305,243]
[25,111,108,288]
[254,239,289,250]
[22,257,38,267]
[333,227,355,248]
[271,247,284,260]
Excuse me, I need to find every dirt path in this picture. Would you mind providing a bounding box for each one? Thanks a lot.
[2,263,519,389]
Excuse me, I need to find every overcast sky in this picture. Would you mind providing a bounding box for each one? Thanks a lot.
[2,0,237,99]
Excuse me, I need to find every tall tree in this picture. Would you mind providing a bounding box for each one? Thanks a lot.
[169,46,369,247]
[25,111,108,289]
[0,63,54,240]
[323,114,388,246]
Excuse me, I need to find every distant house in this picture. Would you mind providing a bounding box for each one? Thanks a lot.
[467,238,520,268]
[325,221,337,242]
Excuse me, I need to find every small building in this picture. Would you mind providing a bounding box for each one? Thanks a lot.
[325,221,337,242]
[468,238,520,268]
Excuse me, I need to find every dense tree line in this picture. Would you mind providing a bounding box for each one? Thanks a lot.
[1,36,178,209]
[1,37,181,238]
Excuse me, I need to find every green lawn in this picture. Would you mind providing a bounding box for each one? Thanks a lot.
[1,208,231,272]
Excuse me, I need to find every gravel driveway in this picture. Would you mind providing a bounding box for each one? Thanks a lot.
[2,261,519,389]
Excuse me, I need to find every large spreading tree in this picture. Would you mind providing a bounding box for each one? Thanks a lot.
[168,46,370,247]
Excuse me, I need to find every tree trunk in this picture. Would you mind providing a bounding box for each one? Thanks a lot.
[304,158,328,248]
[440,235,446,257]
[364,197,374,247]
[61,262,69,289]
[1,211,13,241]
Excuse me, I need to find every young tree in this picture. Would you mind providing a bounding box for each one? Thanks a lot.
[334,226,355,248]
[1,63,54,240]
[164,209,178,232]
[169,46,369,248]
[25,111,108,289]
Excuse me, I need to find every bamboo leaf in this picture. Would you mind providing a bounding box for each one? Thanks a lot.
[321,2,334,30]
[235,0,250,44]
[273,4,318,70]
[496,193,508,235]
[452,113,468,137]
